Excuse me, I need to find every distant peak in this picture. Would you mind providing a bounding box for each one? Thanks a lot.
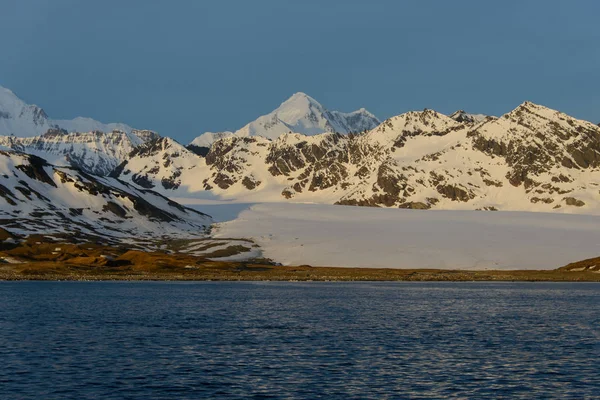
[282,91,318,103]
[0,84,23,103]
[355,107,373,116]
[290,91,310,98]
[0,84,13,94]
[449,110,489,124]
[275,92,324,116]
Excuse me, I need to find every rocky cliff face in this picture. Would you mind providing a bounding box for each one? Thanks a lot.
[111,137,204,191]
[0,129,159,175]
[114,102,600,214]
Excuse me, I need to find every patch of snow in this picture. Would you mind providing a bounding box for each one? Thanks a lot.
[0,256,23,264]
[215,203,600,270]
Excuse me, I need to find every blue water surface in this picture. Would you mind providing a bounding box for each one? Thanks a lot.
[0,282,599,399]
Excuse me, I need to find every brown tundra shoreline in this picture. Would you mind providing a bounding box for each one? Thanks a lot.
[1,236,599,282]
[2,264,600,282]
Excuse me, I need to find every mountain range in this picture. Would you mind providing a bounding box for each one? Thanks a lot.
[1,82,600,245]
[113,102,600,214]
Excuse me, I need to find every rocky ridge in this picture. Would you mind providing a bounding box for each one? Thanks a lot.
[0,129,160,175]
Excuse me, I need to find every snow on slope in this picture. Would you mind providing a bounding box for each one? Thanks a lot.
[111,137,209,192]
[215,203,600,270]
[190,92,380,147]
[0,150,211,242]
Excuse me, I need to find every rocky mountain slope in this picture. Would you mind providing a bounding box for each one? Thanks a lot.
[110,137,206,192]
[0,150,211,243]
[190,92,381,148]
[0,129,160,175]
[114,102,600,214]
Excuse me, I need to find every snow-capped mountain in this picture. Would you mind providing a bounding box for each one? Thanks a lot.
[0,149,211,242]
[114,102,600,214]
[189,92,381,148]
[0,84,135,136]
[0,84,161,174]
[4,82,599,215]
[0,85,53,137]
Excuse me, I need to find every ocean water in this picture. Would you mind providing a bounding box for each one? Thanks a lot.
[0,282,598,399]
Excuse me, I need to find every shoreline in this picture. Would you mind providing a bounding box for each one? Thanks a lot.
[2,238,598,282]
[2,265,599,282]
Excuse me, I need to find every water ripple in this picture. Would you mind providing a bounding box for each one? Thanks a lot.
[0,282,599,399]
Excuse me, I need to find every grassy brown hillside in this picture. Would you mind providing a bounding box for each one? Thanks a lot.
[558,257,600,273]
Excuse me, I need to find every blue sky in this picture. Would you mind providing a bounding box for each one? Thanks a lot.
[1,0,599,142]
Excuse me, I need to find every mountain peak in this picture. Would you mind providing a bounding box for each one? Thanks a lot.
[503,101,559,121]
[0,83,135,137]
[289,91,311,100]
[511,101,549,113]
[0,84,23,104]
[0,84,15,98]
[278,92,322,112]
[192,93,381,145]
[0,84,44,115]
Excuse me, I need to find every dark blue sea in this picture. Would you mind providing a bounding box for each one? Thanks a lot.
[0,282,599,399]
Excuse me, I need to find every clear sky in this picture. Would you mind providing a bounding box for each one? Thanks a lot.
[1,0,599,142]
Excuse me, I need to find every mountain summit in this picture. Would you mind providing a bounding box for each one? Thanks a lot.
[0,85,53,137]
[0,84,133,136]
[190,92,380,147]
